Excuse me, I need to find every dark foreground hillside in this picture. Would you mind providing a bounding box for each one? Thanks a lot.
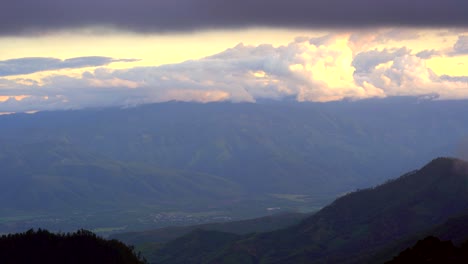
[113,212,305,245]
[386,236,468,264]
[370,212,468,262]
[0,229,146,264]
[113,212,306,262]
[147,157,468,263]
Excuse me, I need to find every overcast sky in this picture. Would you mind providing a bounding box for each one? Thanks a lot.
[0,0,467,113]
[1,0,467,35]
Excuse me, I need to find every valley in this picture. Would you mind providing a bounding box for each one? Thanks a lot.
[1,6,466,262]
[1,98,468,235]
[1,99,468,262]
[125,157,468,263]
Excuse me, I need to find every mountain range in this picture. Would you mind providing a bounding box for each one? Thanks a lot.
[1,97,468,232]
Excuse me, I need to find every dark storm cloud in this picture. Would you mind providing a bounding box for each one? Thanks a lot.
[1,0,467,35]
[0,57,139,76]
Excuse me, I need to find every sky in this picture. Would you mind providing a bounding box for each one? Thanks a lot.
[0,0,467,113]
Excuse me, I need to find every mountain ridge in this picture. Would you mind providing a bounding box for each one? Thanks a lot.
[2,99,468,232]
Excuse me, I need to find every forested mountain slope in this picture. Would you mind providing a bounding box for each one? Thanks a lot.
[150,158,468,263]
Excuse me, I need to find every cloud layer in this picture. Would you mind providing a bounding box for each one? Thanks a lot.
[1,0,468,35]
[0,57,138,77]
[1,30,467,112]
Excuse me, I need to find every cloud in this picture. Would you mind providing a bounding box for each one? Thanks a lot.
[354,52,438,93]
[416,49,442,59]
[352,47,409,73]
[353,49,468,99]
[1,32,468,112]
[1,0,467,36]
[451,35,468,55]
[440,75,468,83]
[0,56,139,77]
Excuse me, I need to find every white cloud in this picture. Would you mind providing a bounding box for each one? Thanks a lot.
[353,48,468,99]
[1,30,467,112]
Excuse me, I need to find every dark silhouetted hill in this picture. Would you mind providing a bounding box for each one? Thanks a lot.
[371,212,468,263]
[113,212,305,245]
[386,236,468,264]
[154,229,242,264]
[0,229,146,264]
[112,212,306,263]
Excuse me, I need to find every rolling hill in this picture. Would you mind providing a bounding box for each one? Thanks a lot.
[0,141,244,213]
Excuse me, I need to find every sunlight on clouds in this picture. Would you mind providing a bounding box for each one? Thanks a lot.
[290,34,384,102]
[305,35,356,88]
[3,66,107,85]
[0,28,326,68]
[161,90,230,103]
[252,71,267,78]
[0,95,30,102]
[1,28,467,112]
[87,77,141,89]
[350,29,458,54]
